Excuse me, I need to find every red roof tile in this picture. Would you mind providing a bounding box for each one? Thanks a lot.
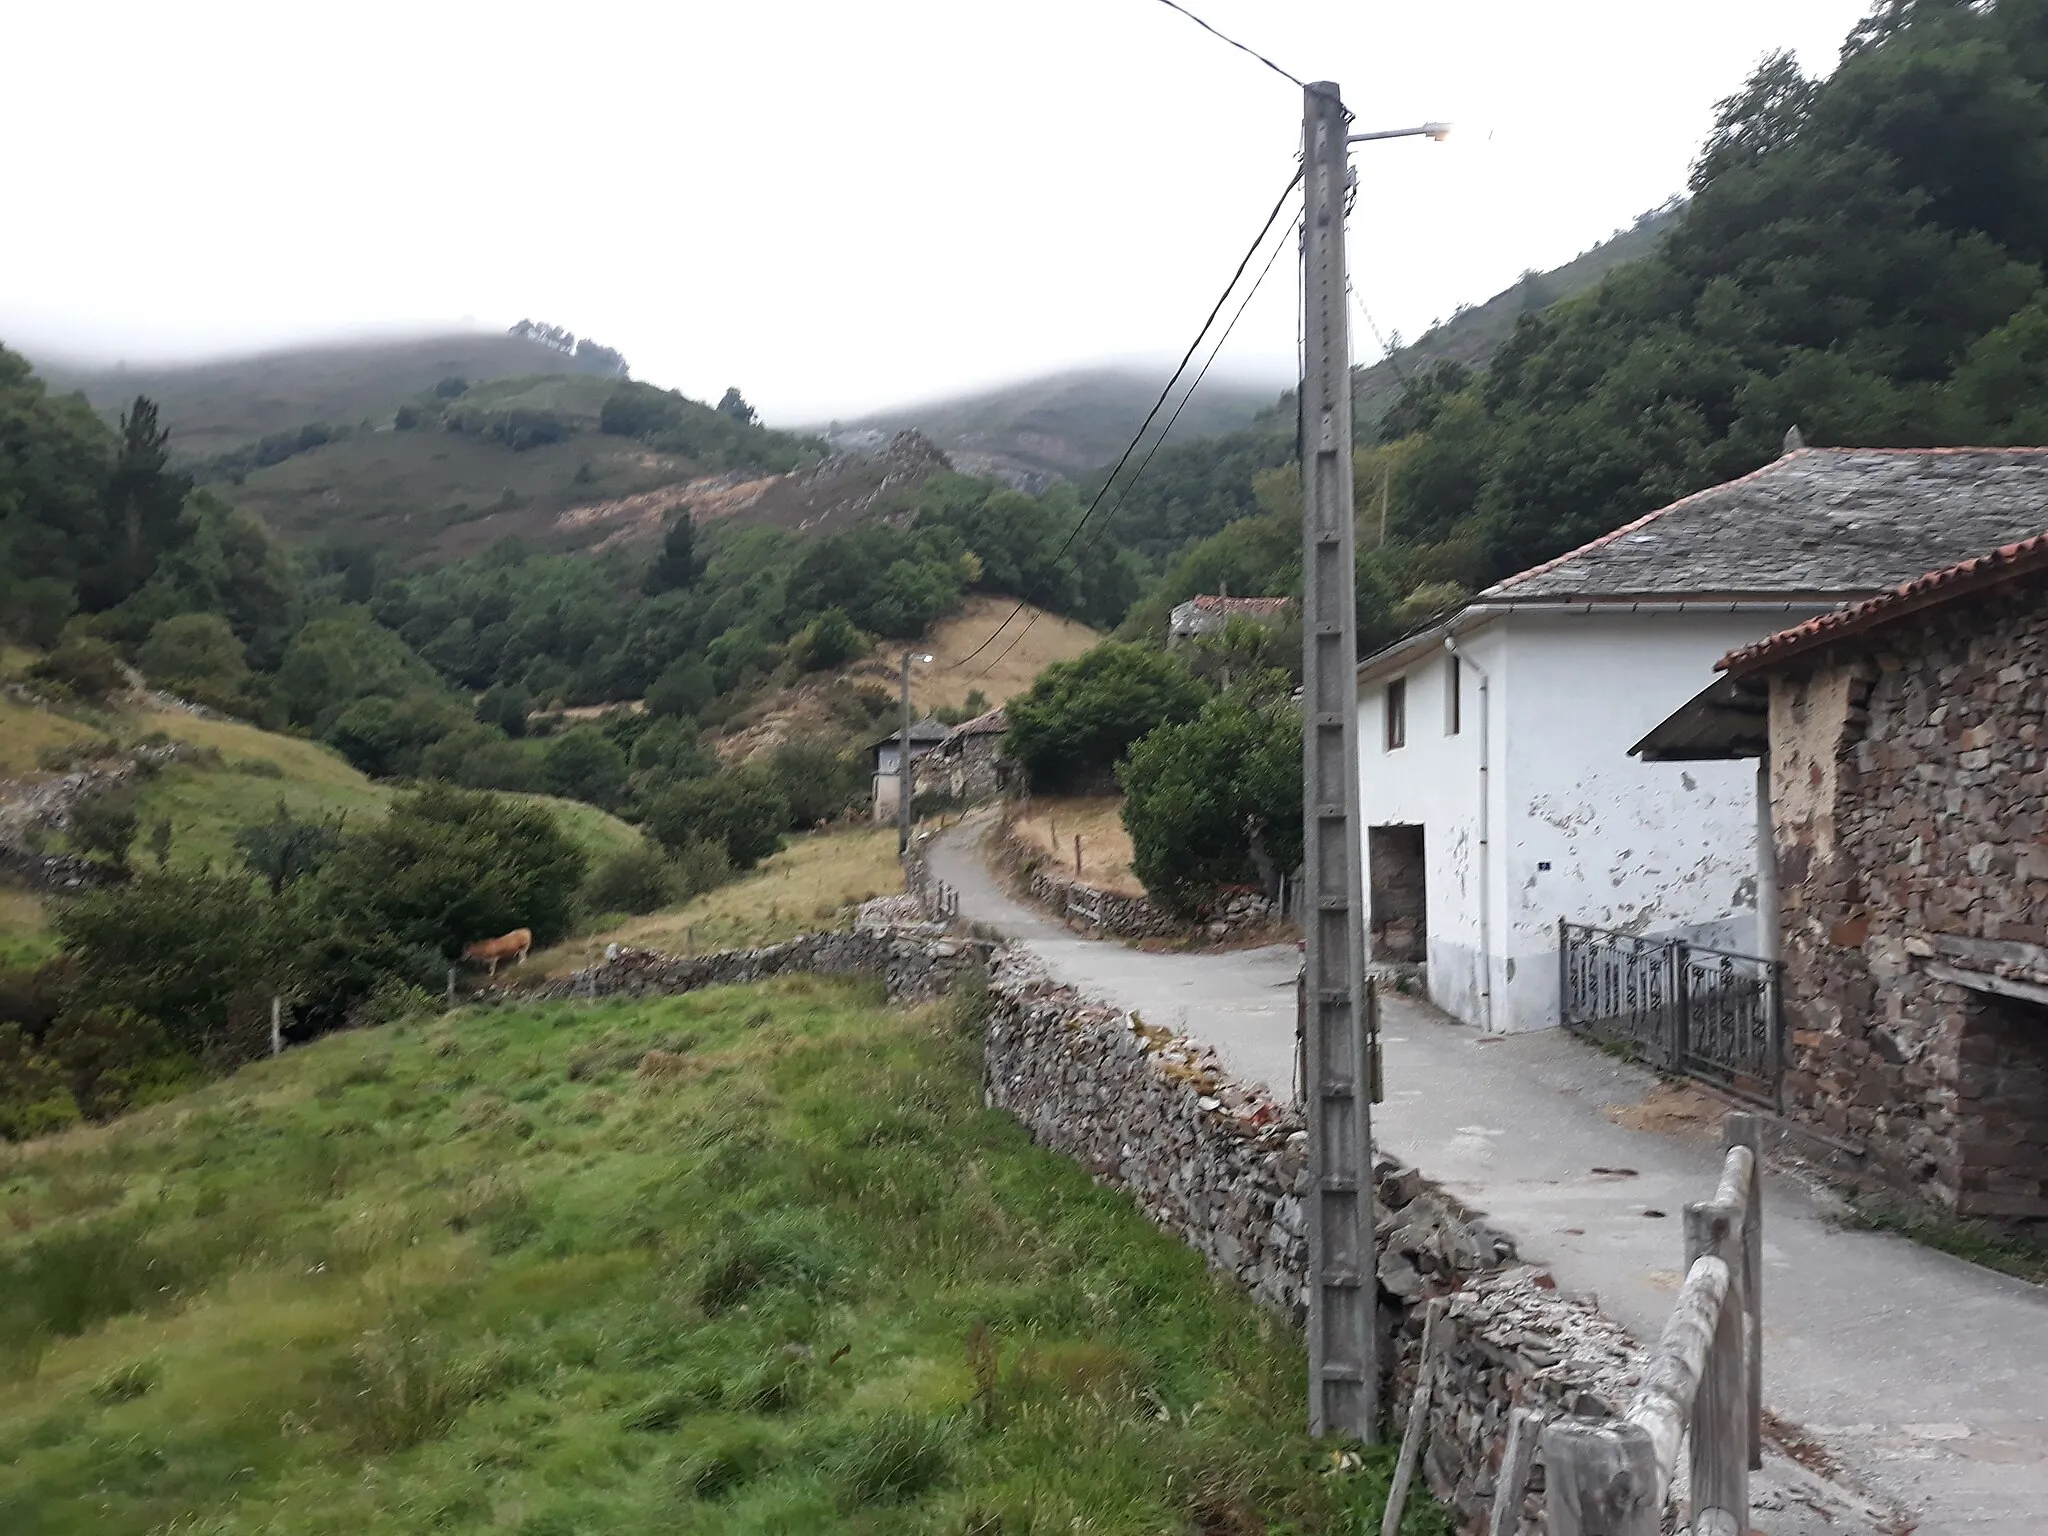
[1719,529,2048,674]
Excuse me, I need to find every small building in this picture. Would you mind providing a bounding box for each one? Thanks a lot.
[1355,444,2048,1034]
[1638,533,2048,1225]
[870,718,950,822]
[1168,595,1295,646]
[927,706,1012,804]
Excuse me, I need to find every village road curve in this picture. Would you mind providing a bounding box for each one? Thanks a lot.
[928,813,2048,1536]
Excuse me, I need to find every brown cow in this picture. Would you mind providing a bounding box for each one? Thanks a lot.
[461,927,532,976]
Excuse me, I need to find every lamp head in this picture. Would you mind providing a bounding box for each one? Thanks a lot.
[1423,122,1452,142]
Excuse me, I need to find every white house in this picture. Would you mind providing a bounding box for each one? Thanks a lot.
[1355,444,2048,1033]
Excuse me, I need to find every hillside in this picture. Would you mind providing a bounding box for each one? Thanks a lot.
[0,973,1400,1534]
[827,367,1282,491]
[34,331,627,462]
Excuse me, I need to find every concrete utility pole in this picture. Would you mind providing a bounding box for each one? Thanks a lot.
[1300,78,1378,1443]
[897,650,933,856]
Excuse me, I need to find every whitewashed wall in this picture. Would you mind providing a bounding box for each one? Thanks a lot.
[1359,606,1827,1032]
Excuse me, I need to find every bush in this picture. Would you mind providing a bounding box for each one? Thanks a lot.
[583,842,680,916]
[540,725,628,809]
[670,836,730,900]
[764,739,866,827]
[419,724,539,793]
[1119,687,1302,917]
[26,637,128,702]
[788,606,866,672]
[235,800,346,896]
[68,785,139,867]
[1005,643,1209,793]
[646,657,715,719]
[5,577,77,650]
[645,770,788,871]
[137,612,248,697]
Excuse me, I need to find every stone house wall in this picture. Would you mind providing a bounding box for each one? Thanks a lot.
[930,731,1009,804]
[1770,576,2048,1223]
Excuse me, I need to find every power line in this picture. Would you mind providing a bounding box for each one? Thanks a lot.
[1143,0,1347,119]
[1348,280,1409,386]
[950,163,1304,672]
[973,210,1301,679]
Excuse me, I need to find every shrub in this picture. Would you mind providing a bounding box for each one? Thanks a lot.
[137,612,248,697]
[540,725,628,809]
[1119,686,1302,917]
[788,606,867,672]
[646,770,788,871]
[234,800,346,895]
[583,842,679,916]
[670,836,730,900]
[26,637,128,702]
[1005,643,1209,793]
[646,657,715,719]
[765,739,866,827]
[68,785,140,867]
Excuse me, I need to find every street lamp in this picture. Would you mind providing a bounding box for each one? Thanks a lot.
[1347,121,1451,144]
[898,650,934,855]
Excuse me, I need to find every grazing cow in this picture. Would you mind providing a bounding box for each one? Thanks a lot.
[461,927,532,976]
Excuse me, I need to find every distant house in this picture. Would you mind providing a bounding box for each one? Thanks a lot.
[870,718,950,822]
[1355,444,2048,1034]
[927,706,1013,804]
[1637,532,2048,1224]
[1168,595,1294,646]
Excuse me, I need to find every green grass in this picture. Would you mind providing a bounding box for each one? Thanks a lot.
[0,978,1442,1534]
[1845,1200,2048,1285]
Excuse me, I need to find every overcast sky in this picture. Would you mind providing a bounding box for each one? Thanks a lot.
[5,0,1872,423]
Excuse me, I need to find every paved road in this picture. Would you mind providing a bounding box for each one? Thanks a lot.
[930,814,2048,1535]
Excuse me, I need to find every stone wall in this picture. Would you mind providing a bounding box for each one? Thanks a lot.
[529,927,994,1007]
[994,817,1276,943]
[980,942,1652,1533]
[0,747,186,895]
[1771,576,2048,1223]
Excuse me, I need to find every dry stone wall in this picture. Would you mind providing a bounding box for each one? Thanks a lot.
[529,927,993,1007]
[993,818,1276,943]
[1772,577,2048,1222]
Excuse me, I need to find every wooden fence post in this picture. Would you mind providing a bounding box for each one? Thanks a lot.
[1487,1406,1544,1536]
[1684,1200,1749,1529]
[1723,1111,1764,1471]
[1074,834,1082,877]
[270,995,282,1058]
[1379,1298,1445,1536]
[445,967,456,1009]
[1540,1417,1659,1536]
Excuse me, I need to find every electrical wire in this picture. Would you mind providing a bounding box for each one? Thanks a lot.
[1144,0,1346,118]
[949,164,1304,672]
[971,209,1301,679]
[1348,280,1409,386]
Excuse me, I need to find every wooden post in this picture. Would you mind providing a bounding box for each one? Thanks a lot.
[1488,1406,1544,1536]
[1723,1111,1764,1471]
[445,967,456,1009]
[1074,834,1083,878]
[270,995,282,1058]
[1684,1200,1749,1528]
[1379,1297,1445,1536]
[1540,1416,1659,1536]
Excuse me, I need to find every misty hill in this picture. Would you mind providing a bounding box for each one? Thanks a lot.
[34,331,627,461]
[1095,201,1687,562]
[827,367,1283,490]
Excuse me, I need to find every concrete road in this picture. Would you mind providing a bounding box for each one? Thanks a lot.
[930,815,2048,1535]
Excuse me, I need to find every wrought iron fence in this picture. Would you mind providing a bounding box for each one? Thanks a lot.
[1559,921,1782,1108]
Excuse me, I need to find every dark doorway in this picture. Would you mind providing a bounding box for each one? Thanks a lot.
[1952,990,2048,1225]
[1368,824,1427,963]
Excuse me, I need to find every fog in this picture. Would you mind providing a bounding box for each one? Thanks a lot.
[3,0,1871,422]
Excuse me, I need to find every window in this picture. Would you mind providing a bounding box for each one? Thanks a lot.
[1385,677,1407,750]
[1445,658,1461,735]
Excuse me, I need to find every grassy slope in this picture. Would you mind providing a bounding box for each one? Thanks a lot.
[0,978,1436,1534]
[1008,797,1142,897]
[538,826,904,975]
[35,333,621,460]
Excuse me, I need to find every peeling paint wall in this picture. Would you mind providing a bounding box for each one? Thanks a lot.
[1360,607,1829,1033]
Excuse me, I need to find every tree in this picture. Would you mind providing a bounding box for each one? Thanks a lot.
[25,637,128,702]
[235,800,346,896]
[1004,643,1210,793]
[1119,688,1303,916]
[137,612,248,697]
[540,725,629,809]
[645,770,788,870]
[646,655,716,719]
[717,387,757,425]
[788,606,866,672]
[5,577,76,648]
[68,786,139,868]
[644,513,701,594]
[583,840,680,916]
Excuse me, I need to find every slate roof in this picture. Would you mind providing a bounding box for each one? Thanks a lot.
[1177,596,1295,616]
[1720,529,2048,675]
[936,706,1007,747]
[1481,447,2048,603]
[870,717,951,751]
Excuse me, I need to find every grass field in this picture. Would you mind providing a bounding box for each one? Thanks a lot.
[538,826,903,975]
[0,891,53,968]
[0,977,1436,1534]
[904,596,1102,716]
[0,694,110,780]
[1008,797,1143,896]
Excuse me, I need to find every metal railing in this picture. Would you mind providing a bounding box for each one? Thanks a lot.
[1559,921,1782,1108]
[1541,1113,1764,1535]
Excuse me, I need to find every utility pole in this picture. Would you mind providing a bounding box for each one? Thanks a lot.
[896,650,932,856]
[1300,78,1378,1443]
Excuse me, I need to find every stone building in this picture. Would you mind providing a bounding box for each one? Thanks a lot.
[926,706,1012,804]
[1167,594,1294,646]
[1646,532,2048,1225]
[869,718,949,822]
